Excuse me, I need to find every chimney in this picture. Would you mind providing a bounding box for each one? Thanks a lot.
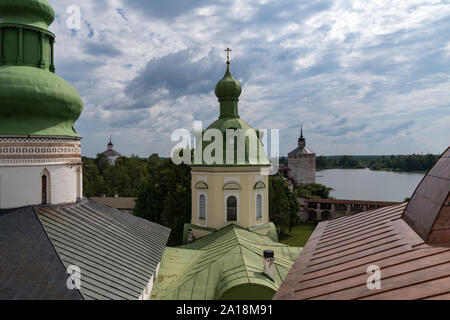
[263,250,275,281]
[187,229,194,244]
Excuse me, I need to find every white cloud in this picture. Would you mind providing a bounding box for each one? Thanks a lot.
[47,0,450,157]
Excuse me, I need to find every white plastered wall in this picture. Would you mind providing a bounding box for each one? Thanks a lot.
[0,164,81,209]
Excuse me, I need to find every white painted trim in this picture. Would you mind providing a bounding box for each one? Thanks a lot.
[224,191,240,223]
[254,175,264,182]
[196,176,208,182]
[224,176,240,183]
[197,191,208,226]
[139,262,161,300]
[0,160,82,167]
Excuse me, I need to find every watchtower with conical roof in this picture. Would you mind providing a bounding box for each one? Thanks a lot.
[0,0,83,209]
[187,51,276,241]
[288,126,316,186]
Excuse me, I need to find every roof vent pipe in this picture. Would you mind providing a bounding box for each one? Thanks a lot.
[263,250,275,281]
[187,229,194,244]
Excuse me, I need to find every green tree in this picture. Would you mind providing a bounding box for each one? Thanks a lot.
[269,177,299,236]
[296,183,332,199]
[82,157,108,196]
[135,158,191,246]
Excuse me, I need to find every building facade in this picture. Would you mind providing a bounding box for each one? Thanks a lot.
[288,127,316,186]
[0,1,83,209]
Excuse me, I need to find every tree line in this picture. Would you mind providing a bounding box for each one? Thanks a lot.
[316,154,439,172]
[83,153,301,245]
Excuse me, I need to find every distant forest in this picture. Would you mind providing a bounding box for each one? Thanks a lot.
[281,154,439,173]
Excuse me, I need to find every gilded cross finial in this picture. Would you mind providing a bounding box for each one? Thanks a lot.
[225,47,232,65]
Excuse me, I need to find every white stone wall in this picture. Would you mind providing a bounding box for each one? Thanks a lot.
[0,164,82,209]
[0,137,82,209]
[288,154,316,185]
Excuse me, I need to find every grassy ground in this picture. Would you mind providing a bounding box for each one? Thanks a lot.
[279,224,316,247]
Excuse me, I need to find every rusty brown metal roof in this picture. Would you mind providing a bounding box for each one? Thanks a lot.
[403,147,450,241]
[90,197,136,210]
[273,203,450,300]
[274,147,450,300]
[303,199,401,206]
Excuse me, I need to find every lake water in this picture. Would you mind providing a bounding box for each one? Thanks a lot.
[316,169,424,202]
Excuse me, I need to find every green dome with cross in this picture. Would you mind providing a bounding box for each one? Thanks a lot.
[0,0,83,137]
[193,51,270,167]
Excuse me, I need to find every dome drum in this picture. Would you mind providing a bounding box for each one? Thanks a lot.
[0,24,55,71]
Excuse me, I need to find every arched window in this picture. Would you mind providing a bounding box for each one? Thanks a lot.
[199,195,206,220]
[256,194,262,219]
[227,196,237,222]
[42,174,48,205]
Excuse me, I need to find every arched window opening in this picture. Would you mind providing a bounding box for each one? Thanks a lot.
[227,196,237,222]
[42,174,48,205]
[199,195,206,220]
[256,194,262,219]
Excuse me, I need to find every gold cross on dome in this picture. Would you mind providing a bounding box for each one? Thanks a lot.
[225,47,232,64]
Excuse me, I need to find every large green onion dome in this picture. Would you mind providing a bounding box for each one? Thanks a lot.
[0,0,83,137]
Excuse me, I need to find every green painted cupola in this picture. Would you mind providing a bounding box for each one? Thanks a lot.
[193,50,271,167]
[215,64,242,119]
[0,0,83,137]
[0,0,55,29]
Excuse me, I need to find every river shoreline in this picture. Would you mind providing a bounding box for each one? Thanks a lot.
[316,167,427,174]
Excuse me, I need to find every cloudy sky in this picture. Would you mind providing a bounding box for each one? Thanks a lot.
[48,0,449,157]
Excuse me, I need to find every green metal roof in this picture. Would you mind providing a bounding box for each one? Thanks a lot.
[0,0,83,137]
[192,64,271,167]
[215,65,242,107]
[0,66,83,137]
[151,224,301,300]
[0,0,55,29]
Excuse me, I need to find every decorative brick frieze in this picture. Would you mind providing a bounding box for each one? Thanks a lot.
[0,137,81,165]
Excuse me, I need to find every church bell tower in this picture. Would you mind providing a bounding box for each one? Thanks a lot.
[187,50,276,241]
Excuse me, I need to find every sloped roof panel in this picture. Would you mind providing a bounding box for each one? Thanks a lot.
[403,147,450,240]
[34,199,170,300]
[274,202,450,300]
[151,224,301,300]
[0,207,82,300]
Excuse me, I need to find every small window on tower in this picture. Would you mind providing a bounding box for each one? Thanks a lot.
[42,174,48,205]
[227,196,237,222]
[199,195,206,220]
[256,194,262,219]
